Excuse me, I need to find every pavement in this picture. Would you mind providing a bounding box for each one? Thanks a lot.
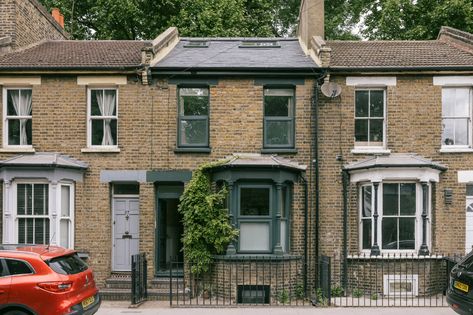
[96,301,457,315]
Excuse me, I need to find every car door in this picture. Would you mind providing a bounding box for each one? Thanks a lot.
[0,259,11,304]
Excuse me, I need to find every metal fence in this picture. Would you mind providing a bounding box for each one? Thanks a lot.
[169,253,463,308]
[326,253,463,307]
[131,253,148,305]
[170,256,310,307]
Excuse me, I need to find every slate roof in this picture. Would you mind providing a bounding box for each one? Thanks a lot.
[327,40,473,70]
[1,153,88,169]
[217,153,307,171]
[0,40,151,70]
[153,38,317,70]
[344,154,446,172]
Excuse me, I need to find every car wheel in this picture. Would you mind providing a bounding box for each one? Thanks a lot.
[4,310,29,315]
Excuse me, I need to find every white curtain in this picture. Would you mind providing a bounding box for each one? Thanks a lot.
[10,90,32,145]
[95,90,116,145]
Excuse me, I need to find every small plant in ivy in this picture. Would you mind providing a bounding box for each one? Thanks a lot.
[277,290,289,304]
[178,161,239,275]
[314,288,328,306]
[352,288,364,298]
[370,292,378,300]
[331,284,344,297]
[294,283,305,300]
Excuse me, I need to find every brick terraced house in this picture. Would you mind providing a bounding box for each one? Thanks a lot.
[1,0,473,303]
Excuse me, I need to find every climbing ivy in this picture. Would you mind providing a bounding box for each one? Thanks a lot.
[178,161,238,275]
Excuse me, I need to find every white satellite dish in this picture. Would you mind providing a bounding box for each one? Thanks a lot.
[321,81,342,98]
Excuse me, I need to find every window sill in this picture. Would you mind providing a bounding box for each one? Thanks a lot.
[261,148,298,154]
[81,147,120,153]
[214,254,301,261]
[351,148,391,155]
[174,147,211,153]
[439,147,473,153]
[0,147,36,153]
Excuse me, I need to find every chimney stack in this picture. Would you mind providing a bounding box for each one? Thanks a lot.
[51,8,64,28]
[298,0,324,47]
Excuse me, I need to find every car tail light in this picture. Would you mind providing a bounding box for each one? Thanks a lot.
[37,281,73,292]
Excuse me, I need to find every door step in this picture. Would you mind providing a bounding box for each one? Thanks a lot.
[102,276,184,301]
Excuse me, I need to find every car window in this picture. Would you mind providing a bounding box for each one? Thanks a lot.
[0,259,4,276]
[47,254,88,275]
[5,259,33,275]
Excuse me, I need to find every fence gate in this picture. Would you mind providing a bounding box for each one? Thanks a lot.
[131,253,148,305]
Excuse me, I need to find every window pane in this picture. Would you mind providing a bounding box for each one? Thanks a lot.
[6,259,32,275]
[362,219,372,250]
[18,218,25,244]
[264,88,293,96]
[26,218,33,244]
[17,184,26,215]
[47,254,88,275]
[104,90,117,116]
[265,120,292,146]
[61,186,70,217]
[362,186,372,217]
[281,220,287,252]
[180,119,207,145]
[180,88,209,116]
[264,95,292,117]
[400,184,416,215]
[8,119,20,145]
[455,88,470,117]
[355,119,368,142]
[383,184,398,215]
[110,119,117,145]
[370,90,384,117]
[442,119,455,145]
[240,188,270,216]
[26,119,32,145]
[114,184,139,195]
[7,90,19,116]
[370,119,384,143]
[91,119,104,145]
[399,218,415,249]
[33,184,48,215]
[382,218,398,249]
[281,186,287,218]
[355,91,369,117]
[442,88,455,117]
[455,119,469,146]
[60,219,69,248]
[34,218,45,244]
[90,90,102,116]
[239,222,270,251]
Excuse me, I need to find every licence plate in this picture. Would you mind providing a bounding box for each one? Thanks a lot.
[454,281,469,293]
[82,295,95,309]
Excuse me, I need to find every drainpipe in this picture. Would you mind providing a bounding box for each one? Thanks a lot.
[312,71,326,288]
[301,175,308,295]
[342,169,349,294]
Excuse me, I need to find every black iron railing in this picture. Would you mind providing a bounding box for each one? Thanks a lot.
[131,253,148,305]
[170,256,309,307]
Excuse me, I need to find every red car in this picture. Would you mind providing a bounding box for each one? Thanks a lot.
[0,244,100,315]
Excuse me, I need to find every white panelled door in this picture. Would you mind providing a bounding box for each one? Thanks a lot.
[466,197,473,254]
[112,197,140,271]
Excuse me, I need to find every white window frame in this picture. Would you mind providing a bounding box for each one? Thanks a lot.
[87,87,119,149]
[383,274,419,297]
[353,88,387,151]
[2,87,33,149]
[359,181,430,254]
[6,180,75,248]
[58,183,74,249]
[440,87,473,150]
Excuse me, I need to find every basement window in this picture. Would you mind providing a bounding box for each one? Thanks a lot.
[183,40,209,48]
[239,41,280,48]
[383,275,418,296]
[237,285,270,304]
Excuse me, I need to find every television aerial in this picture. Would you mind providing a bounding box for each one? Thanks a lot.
[321,81,342,98]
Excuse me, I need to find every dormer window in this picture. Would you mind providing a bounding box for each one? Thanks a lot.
[183,41,209,48]
[239,41,280,48]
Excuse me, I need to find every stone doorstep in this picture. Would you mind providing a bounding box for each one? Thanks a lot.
[99,288,186,301]
[105,276,184,290]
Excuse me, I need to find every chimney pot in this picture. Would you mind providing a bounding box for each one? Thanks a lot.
[51,8,64,28]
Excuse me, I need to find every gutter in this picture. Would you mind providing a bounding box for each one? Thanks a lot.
[329,66,473,73]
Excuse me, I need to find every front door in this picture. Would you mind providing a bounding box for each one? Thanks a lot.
[156,198,183,275]
[113,197,140,271]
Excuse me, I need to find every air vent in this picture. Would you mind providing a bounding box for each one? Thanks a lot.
[184,40,209,48]
[239,41,280,48]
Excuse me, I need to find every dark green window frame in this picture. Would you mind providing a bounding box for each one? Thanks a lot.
[263,87,295,149]
[177,87,210,148]
[235,183,291,254]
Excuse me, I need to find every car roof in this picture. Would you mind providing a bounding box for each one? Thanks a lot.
[0,244,76,260]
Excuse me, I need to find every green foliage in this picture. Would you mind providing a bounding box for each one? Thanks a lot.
[178,161,238,275]
[277,289,289,304]
[352,288,364,298]
[331,284,344,297]
[314,288,328,306]
[294,283,305,300]
[370,292,378,300]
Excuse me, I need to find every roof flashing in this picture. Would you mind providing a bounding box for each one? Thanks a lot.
[239,40,281,48]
